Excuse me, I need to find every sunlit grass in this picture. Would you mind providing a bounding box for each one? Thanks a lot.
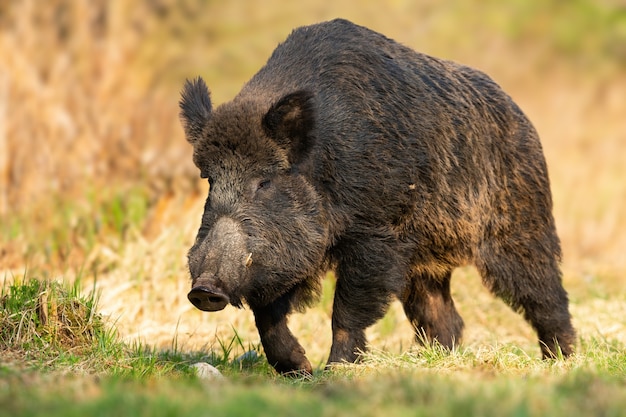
[0,271,625,416]
[1,0,626,415]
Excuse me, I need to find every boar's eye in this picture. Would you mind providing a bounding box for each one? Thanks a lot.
[256,179,271,191]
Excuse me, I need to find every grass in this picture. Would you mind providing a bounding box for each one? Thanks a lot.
[4,371,626,417]
[0,275,268,376]
[0,277,103,351]
[1,273,625,416]
[1,0,626,415]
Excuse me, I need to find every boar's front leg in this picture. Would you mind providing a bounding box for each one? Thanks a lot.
[252,294,312,375]
[327,236,401,366]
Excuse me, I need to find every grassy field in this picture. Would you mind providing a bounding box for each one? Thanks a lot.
[1,0,626,415]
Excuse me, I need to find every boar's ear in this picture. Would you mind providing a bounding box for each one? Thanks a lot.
[262,90,315,165]
[179,77,212,145]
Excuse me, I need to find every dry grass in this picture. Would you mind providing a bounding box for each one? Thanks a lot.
[0,0,198,214]
[0,277,107,357]
[1,0,625,368]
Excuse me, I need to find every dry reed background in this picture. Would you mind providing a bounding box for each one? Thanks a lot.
[1,0,625,366]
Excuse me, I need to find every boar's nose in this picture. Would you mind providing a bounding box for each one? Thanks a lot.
[187,286,229,311]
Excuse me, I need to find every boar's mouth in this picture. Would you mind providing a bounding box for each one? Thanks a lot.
[187,286,229,311]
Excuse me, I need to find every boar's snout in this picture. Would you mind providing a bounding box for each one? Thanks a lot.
[188,286,229,311]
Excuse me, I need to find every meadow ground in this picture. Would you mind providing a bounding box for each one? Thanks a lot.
[1,1,625,415]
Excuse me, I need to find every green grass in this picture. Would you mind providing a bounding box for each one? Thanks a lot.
[2,355,626,417]
[0,276,267,377]
[457,0,625,62]
[0,276,104,353]
[1,186,151,272]
[2,0,626,415]
[1,277,625,417]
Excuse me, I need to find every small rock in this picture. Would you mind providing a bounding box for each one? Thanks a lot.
[191,362,223,380]
[235,350,259,363]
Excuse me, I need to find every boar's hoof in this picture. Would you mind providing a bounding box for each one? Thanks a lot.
[188,286,229,311]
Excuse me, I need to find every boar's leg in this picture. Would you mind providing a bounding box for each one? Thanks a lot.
[476,240,576,358]
[252,293,312,375]
[327,237,401,366]
[401,269,464,349]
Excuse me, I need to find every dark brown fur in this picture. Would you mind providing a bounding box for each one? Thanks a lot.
[180,19,575,374]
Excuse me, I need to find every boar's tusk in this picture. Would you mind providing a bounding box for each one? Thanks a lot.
[245,253,253,267]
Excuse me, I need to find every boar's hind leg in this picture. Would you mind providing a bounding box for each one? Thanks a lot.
[476,241,576,359]
[252,294,312,375]
[401,269,464,349]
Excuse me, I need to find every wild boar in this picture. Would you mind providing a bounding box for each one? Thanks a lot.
[180,19,575,374]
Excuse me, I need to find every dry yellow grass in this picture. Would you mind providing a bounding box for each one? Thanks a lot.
[0,0,197,213]
[1,0,625,366]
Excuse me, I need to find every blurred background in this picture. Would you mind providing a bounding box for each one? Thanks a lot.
[1,0,625,356]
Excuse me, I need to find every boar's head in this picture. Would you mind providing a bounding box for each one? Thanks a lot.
[180,78,328,311]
